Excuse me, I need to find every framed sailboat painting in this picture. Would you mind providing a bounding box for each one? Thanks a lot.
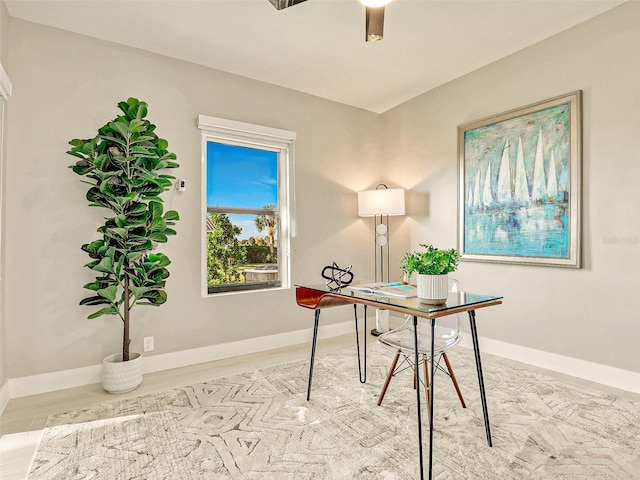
[458,91,582,268]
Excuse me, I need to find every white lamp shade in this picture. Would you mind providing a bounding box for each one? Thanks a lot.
[358,188,405,217]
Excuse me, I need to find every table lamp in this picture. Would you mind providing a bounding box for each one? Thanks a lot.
[357,184,405,335]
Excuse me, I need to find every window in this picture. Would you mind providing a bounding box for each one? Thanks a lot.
[198,115,295,295]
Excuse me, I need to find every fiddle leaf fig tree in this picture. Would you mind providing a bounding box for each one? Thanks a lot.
[68,98,180,362]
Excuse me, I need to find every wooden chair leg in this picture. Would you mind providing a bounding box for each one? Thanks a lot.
[378,351,401,406]
[442,352,466,408]
[423,359,431,423]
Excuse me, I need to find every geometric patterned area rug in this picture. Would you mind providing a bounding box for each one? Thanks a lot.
[28,344,640,479]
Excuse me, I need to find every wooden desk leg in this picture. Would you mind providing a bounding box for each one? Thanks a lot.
[306,308,321,401]
[429,317,435,480]
[468,309,492,446]
[413,315,425,480]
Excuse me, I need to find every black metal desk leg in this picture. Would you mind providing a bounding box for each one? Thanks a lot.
[428,318,435,480]
[413,315,425,480]
[468,309,492,446]
[354,304,368,383]
[307,308,321,401]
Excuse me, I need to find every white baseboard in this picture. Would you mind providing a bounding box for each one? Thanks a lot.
[459,335,640,395]
[6,320,354,400]
[5,323,639,403]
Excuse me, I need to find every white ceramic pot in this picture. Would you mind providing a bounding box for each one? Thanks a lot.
[103,352,143,394]
[416,274,449,305]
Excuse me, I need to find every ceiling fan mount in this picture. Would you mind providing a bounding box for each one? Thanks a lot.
[268,0,391,42]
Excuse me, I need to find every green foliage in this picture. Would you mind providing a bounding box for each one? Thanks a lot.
[244,245,277,265]
[207,213,247,285]
[400,244,460,276]
[254,204,277,260]
[68,97,179,361]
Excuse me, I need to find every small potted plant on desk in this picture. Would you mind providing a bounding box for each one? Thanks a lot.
[400,244,460,305]
[68,98,180,393]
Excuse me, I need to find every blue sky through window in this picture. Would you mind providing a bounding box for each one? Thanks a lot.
[207,141,278,240]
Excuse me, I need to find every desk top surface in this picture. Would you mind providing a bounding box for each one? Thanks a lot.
[295,282,503,318]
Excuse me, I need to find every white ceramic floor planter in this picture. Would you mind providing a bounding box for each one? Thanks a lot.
[103,352,143,394]
[416,274,449,305]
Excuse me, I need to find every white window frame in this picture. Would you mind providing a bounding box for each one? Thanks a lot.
[198,114,296,297]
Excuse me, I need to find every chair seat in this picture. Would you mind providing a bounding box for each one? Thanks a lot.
[378,323,462,357]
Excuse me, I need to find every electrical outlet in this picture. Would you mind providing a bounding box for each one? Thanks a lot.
[143,336,154,352]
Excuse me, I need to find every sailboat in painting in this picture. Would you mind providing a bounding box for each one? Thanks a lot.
[482,163,493,208]
[531,126,547,202]
[497,137,511,203]
[473,170,481,209]
[514,136,529,204]
[546,150,558,202]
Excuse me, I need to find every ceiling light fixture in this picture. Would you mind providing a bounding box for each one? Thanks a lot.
[361,0,393,42]
[365,6,384,42]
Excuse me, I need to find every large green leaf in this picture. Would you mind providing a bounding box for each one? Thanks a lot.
[99,135,127,147]
[93,256,113,273]
[87,307,119,319]
[150,217,167,230]
[147,253,171,267]
[97,285,118,302]
[114,255,125,277]
[130,145,155,156]
[149,232,168,243]
[164,210,179,221]
[80,296,111,306]
[68,151,89,161]
[81,239,104,254]
[130,135,154,144]
[83,281,107,291]
[129,286,150,299]
[137,289,167,305]
[108,121,130,139]
[148,201,163,218]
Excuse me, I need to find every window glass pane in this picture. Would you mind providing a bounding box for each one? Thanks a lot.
[206,212,279,290]
[207,141,278,210]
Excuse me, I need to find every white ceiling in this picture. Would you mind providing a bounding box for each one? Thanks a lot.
[5,0,626,113]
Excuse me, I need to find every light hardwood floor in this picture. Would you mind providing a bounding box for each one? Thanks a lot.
[0,334,358,480]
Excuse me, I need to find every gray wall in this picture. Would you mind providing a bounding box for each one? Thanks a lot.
[4,19,383,378]
[0,0,8,65]
[2,2,639,383]
[0,0,9,391]
[382,1,640,373]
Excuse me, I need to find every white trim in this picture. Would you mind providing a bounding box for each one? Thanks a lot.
[199,115,296,298]
[8,364,102,399]
[0,61,9,414]
[0,63,11,100]
[197,114,296,145]
[6,320,354,399]
[459,335,640,394]
[0,380,8,414]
